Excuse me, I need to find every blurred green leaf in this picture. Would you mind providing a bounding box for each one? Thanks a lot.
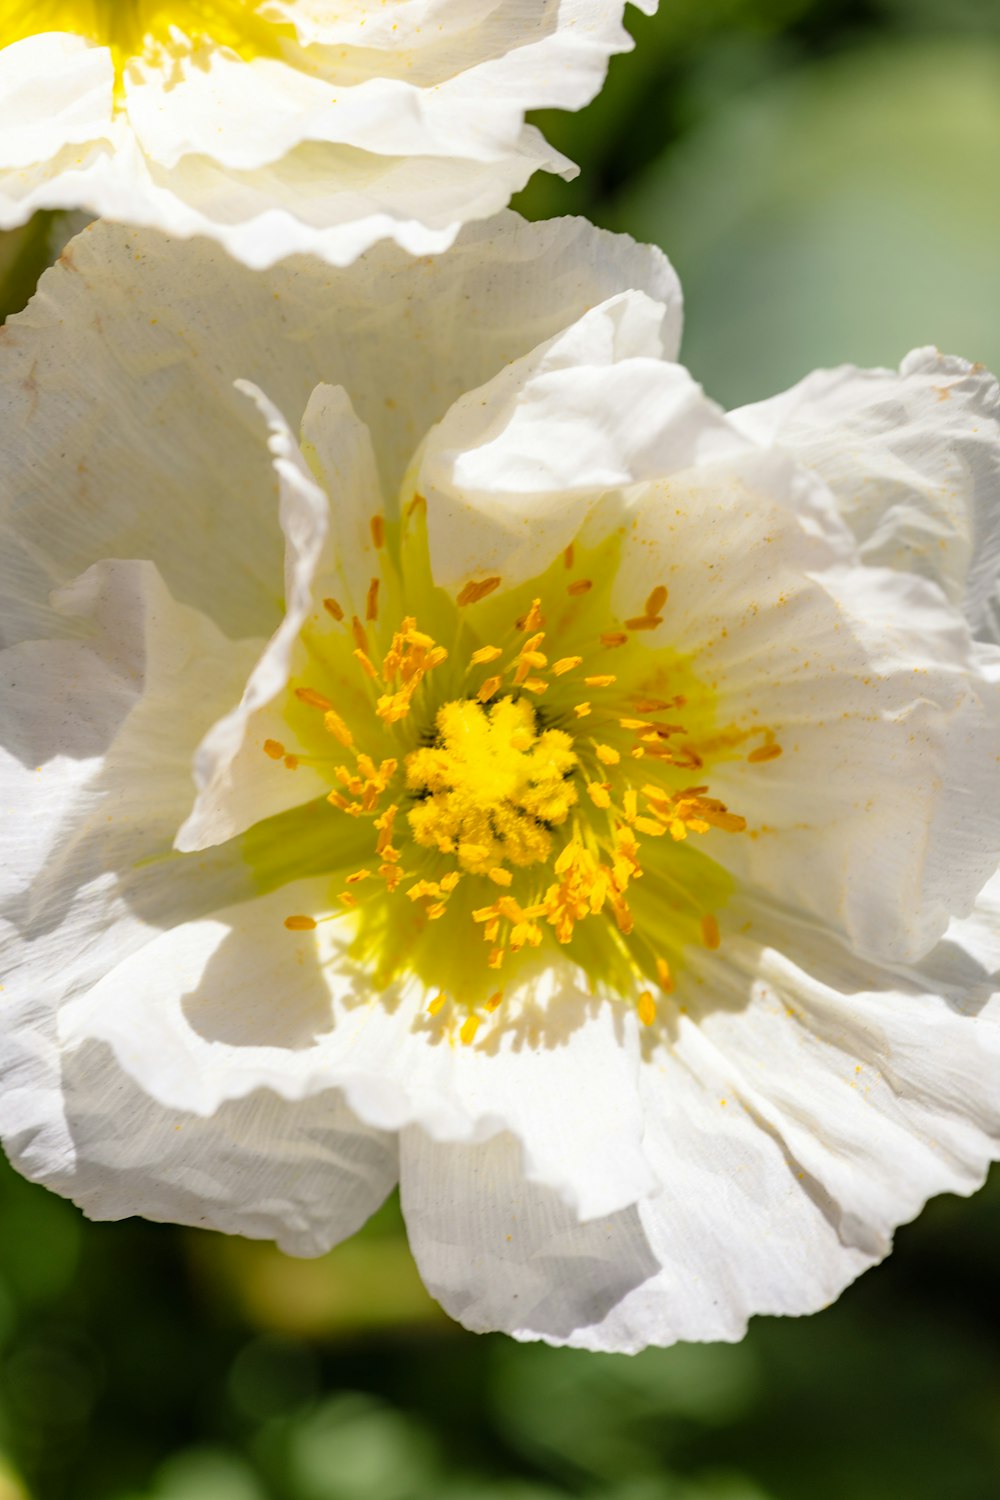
[611,38,1000,406]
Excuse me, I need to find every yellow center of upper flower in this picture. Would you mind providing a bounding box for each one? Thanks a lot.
[0,1,276,71]
[249,506,783,1042]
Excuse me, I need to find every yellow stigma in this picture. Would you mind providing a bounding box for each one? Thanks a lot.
[405,697,577,877]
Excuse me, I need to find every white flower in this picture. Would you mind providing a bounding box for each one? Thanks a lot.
[0,0,655,268]
[2,214,999,1351]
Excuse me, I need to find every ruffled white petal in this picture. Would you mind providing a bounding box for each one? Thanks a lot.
[59,879,656,1223]
[731,348,1000,644]
[401,880,1000,1350]
[0,213,675,648]
[0,0,651,263]
[0,559,259,1192]
[612,465,1000,963]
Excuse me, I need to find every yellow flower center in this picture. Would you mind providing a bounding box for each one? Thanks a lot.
[1,1,277,71]
[248,507,782,1041]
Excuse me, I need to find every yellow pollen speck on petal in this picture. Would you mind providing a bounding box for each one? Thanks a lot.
[366,577,380,622]
[323,597,344,621]
[645,585,669,616]
[263,739,284,759]
[295,687,333,711]
[460,1014,481,1045]
[370,515,386,549]
[427,992,446,1016]
[637,990,657,1026]
[748,743,783,763]
[457,577,502,606]
[284,915,317,931]
[701,914,721,949]
[471,645,503,665]
[568,579,593,596]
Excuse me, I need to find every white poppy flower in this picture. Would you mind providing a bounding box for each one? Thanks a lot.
[0,0,655,268]
[2,214,999,1351]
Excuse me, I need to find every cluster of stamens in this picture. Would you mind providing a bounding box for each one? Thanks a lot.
[265,534,782,1041]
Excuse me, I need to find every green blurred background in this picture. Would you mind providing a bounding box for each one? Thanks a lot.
[2,1,1000,1496]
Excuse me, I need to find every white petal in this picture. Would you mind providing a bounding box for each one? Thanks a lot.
[55,1040,397,1256]
[0,33,112,169]
[0,560,260,1198]
[174,382,351,852]
[58,879,655,1222]
[0,0,649,263]
[617,469,1000,962]
[731,348,1000,643]
[398,880,1000,1350]
[0,214,675,645]
[400,1130,660,1342]
[419,294,740,592]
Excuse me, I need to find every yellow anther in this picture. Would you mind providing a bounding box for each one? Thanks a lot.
[338,890,358,907]
[460,1014,481,1045]
[564,544,575,568]
[284,915,316,931]
[294,686,333,710]
[568,579,593,596]
[519,599,545,632]
[645,585,669,616]
[346,869,372,884]
[485,990,504,1013]
[701,914,721,949]
[623,789,638,822]
[457,577,502,606]
[600,632,628,648]
[427,992,446,1016]
[584,675,616,688]
[477,675,503,703]
[625,614,663,631]
[522,678,549,695]
[471,645,503,666]
[351,615,369,652]
[366,577,380,622]
[283,754,299,770]
[488,867,514,887]
[633,816,666,837]
[656,956,674,992]
[323,596,344,621]
[263,739,284,759]
[370,514,386,549]
[594,743,620,765]
[574,702,591,718]
[637,990,657,1027]
[487,947,505,969]
[587,782,612,809]
[748,742,783,763]
[553,656,583,676]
